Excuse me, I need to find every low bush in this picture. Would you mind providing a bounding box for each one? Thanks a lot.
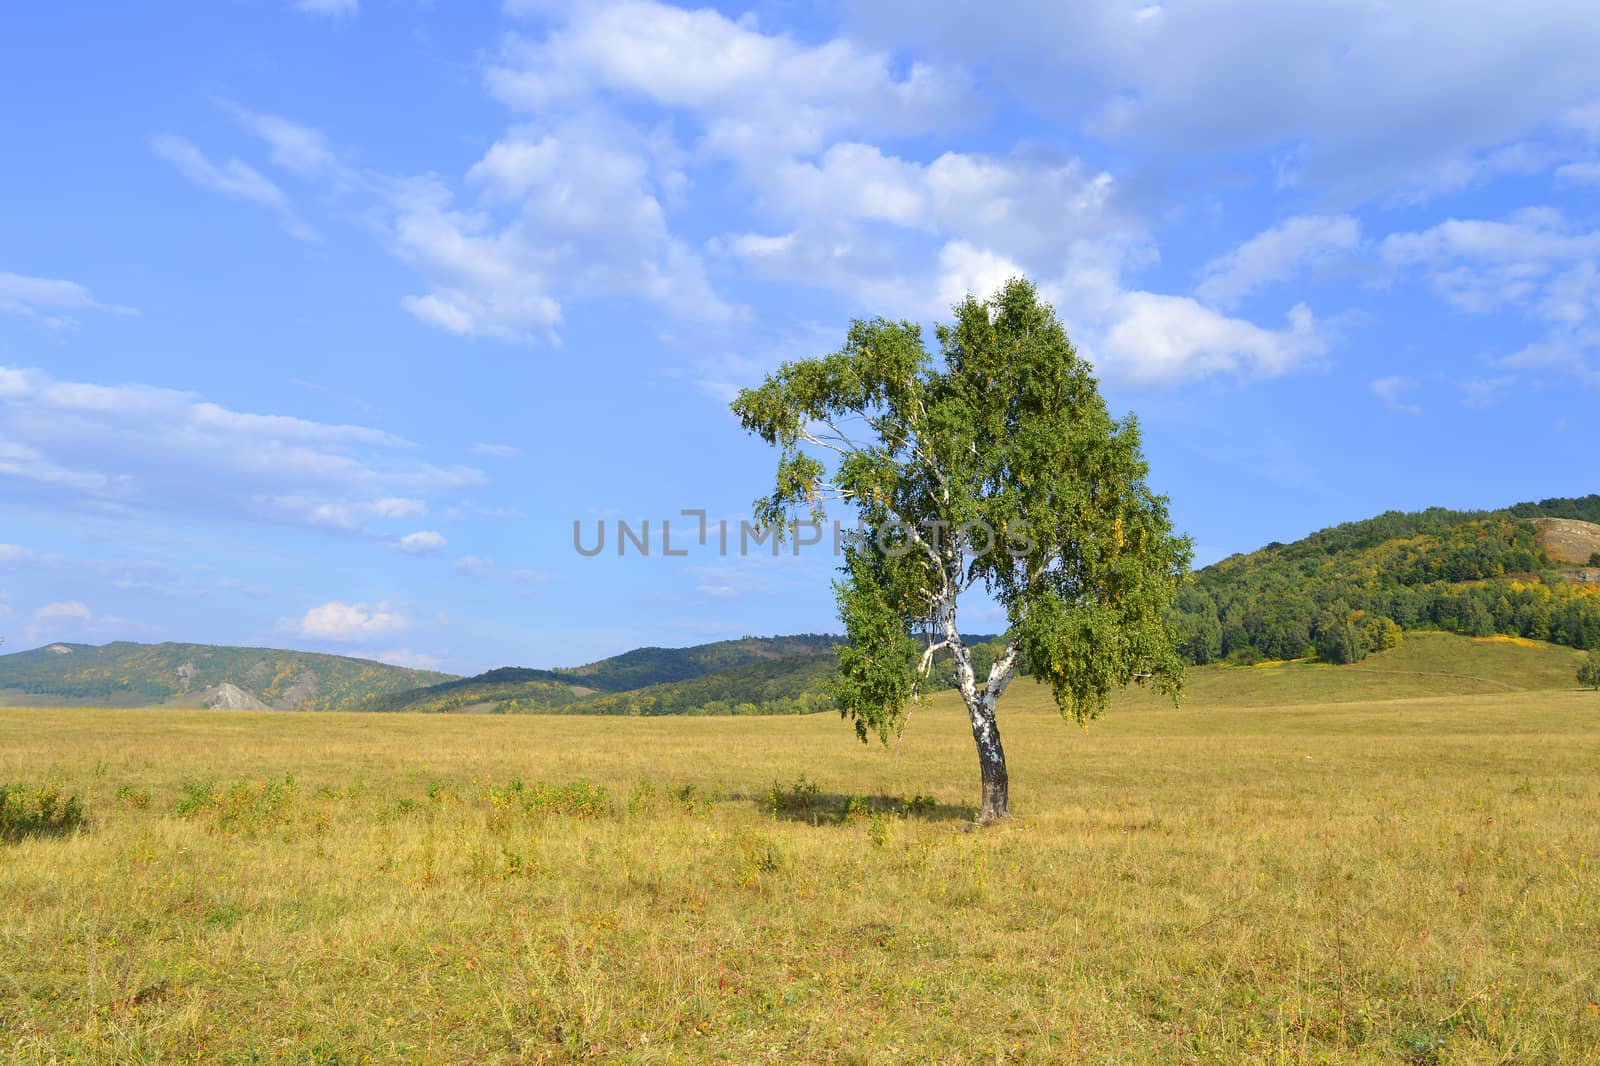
[0,781,86,841]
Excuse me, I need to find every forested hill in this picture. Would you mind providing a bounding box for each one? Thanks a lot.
[354,634,844,714]
[0,642,456,709]
[555,634,840,691]
[1170,495,1600,665]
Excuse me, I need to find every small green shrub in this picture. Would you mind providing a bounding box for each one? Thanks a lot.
[0,782,87,841]
[176,774,298,836]
[768,774,821,813]
[523,780,612,818]
[115,784,152,809]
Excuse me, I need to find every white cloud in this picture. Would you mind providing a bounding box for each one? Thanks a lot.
[151,134,319,241]
[297,600,408,641]
[370,497,428,519]
[845,0,1600,199]
[373,649,446,671]
[471,442,521,458]
[1095,295,1323,386]
[453,555,551,595]
[1197,215,1361,308]
[1459,375,1519,407]
[23,601,136,644]
[386,116,739,341]
[293,0,356,16]
[1381,210,1600,316]
[489,1,966,160]
[1555,161,1600,185]
[1371,376,1422,413]
[0,365,484,534]
[392,530,447,554]
[0,271,137,326]
[1383,210,1600,388]
[223,105,336,176]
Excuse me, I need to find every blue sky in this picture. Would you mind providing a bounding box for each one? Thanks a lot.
[2,0,1598,673]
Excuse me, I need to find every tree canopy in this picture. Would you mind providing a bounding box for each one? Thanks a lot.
[733,278,1190,821]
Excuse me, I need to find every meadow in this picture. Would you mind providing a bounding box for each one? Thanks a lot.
[2,636,1598,1063]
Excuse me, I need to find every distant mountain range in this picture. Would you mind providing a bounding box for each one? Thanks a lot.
[4,496,1597,714]
[0,642,453,710]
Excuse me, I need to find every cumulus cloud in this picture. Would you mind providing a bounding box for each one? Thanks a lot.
[844,0,1600,199]
[296,600,408,641]
[0,271,137,326]
[386,115,739,340]
[1382,210,1600,387]
[391,530,447,554]
[0,365,484,534]
[1197,215,1361,308]
[1095,295,1324,386]
[489,1,967,160]
[1381,209,1600,315]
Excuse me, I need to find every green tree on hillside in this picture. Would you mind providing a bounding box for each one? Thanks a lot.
[1580,649,1600,690]
[733,278,1190,824]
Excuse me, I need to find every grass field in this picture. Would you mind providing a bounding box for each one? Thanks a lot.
[3,636,1598,1063]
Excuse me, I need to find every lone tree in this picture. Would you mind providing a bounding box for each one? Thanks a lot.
[733,278,1190,823]
[1580,649,1600,690]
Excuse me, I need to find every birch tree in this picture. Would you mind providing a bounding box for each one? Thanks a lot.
[732,278,1191,824]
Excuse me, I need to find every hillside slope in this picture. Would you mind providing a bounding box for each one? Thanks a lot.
[0,642,456,710]
[359,635,844,714]
[557,634,840,691]
[1170,495,1600,666]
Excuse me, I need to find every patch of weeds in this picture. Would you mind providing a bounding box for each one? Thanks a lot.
[204,903,244,929]
[768,774,822,814]
[317,778,365,801]
[0,781,87,842]
[867,811,894,847]
[522,780,612,819]
[627,780,713,817]
[626,780,660,814]
[736,833,783,886]
[671,783,713,817]
[115,784,152,810]
[500,846,534,879]
[175,774,298,837]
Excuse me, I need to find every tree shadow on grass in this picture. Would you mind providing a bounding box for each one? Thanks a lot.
[734,788,975,826]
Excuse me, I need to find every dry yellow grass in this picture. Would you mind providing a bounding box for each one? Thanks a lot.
[3,669,1599,1063]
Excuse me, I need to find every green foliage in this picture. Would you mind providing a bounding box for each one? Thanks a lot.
[0,780,86,841]
[175,774,299,836]
[1590,552,1600,567]
[1506,494,1600,523]
[480,779,613,819]
[733,277,1190,744]
[0,641,454,709]
[1580,649,1600,690]
[1172,508,1600,666]
[767,775,822,813]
